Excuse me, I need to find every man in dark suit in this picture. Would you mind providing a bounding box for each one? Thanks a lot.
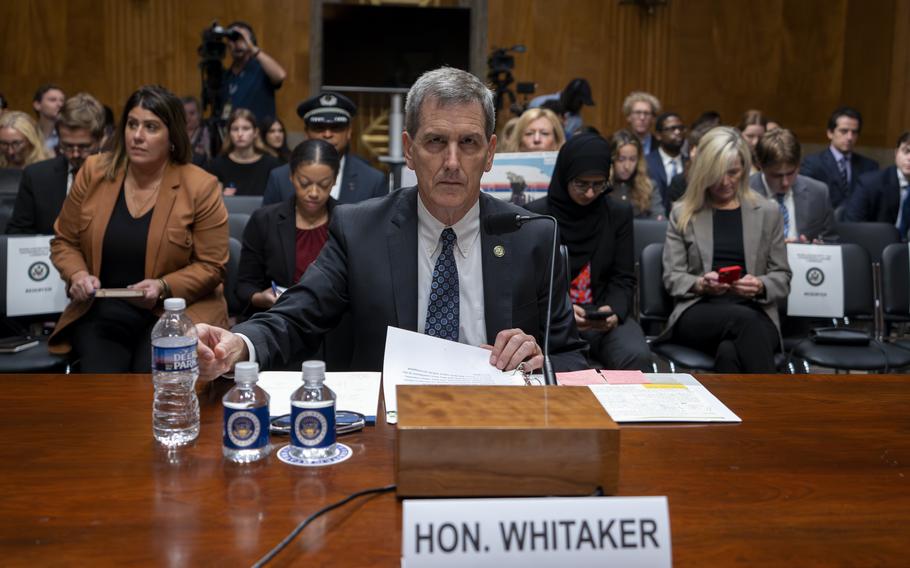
[6,93,105,235]
[261,92,387,206]
[645,112,686,214]
[845,131,910,226]
[196,67,587,379]
[800,106,879,211]
[750,128,837,243]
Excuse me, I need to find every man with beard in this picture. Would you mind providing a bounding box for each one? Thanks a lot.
[645,112,686,214]
[6,93,105,235]
[262,92,387,206]
[220,21,287,124]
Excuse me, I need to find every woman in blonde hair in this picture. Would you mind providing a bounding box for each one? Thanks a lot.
[206,108,281,196]
[511,108,565,152]
[608,129,663,219]
[660,126,790,372]
[0,111,51,169]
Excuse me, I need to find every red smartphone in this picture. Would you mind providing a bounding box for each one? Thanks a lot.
[717,266,743,284]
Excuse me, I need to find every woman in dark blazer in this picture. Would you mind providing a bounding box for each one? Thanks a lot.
[661,126,791,372]
[50,85,229,372]
[526,133,652,370]
[237,139,339,312]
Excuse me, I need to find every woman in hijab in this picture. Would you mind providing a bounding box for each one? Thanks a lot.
[525,133,651,370]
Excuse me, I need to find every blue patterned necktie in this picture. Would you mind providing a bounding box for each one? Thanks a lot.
[838,156,849,187]
[775,193,790,237]
[425,228,459,341]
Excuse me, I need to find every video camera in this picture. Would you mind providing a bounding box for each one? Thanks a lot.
[196,21,239,156]
[487,45,535,116]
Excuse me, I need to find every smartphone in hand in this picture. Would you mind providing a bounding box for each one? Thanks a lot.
[717,266,743,285]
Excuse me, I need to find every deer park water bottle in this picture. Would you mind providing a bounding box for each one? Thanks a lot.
[289,360,337,460]
[223,362,271,463]
[151,298,200,447]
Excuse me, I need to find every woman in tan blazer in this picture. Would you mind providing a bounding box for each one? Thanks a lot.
[50,85,228,372]
[661,126,791,372]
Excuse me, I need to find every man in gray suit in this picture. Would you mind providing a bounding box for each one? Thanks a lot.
[750,128,837,243]
[195,67,587,379]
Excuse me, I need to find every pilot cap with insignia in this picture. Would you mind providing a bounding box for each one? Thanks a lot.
[297,92,357,127]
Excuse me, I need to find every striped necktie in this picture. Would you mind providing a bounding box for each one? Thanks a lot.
[775,193,790,237]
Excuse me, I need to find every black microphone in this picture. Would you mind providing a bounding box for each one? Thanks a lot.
[482,212,559,386]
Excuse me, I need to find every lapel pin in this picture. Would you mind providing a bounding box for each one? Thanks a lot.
[493,245,505,258]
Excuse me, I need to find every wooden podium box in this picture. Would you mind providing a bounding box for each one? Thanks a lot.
[395,385,620,497]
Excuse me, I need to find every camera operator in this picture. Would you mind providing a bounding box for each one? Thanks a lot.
[222,21,287,124]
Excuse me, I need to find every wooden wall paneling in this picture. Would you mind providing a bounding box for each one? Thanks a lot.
[841,0,895,147]
[885,0,910,147]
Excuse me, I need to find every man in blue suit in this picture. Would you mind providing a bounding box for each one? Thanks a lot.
[800,106,879,211]
[645,112,686,215]
[845,131,910,228]
[262,91,387,206]
[195,67,587,378]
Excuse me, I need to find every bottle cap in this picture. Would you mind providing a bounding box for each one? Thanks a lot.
[301,360,326,384]
[163,298,186,311]
[234,361,259,383]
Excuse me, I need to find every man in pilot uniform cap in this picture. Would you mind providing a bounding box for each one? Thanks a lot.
[262,91,388,205]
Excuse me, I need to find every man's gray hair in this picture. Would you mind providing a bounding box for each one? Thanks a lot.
[405,67,495,140]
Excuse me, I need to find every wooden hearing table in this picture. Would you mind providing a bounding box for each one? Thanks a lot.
[0,374,908,566]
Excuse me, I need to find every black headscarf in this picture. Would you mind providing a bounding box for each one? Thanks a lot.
[545,133,613,276]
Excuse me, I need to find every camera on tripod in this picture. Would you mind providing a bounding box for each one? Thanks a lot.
[195,21,239,157]
[487,45,535,116]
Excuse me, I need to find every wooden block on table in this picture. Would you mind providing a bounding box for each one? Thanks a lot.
[396,385,620,497]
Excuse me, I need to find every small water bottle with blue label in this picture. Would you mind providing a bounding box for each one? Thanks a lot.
[223,362,270,463]
[289,360,337,460]
[151,298,199,447]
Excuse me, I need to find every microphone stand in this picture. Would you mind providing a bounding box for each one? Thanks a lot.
[541,216,558,386]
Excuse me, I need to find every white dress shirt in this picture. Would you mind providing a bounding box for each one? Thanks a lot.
[416,194,486,346]
[762,174,797,240]
[896,169,909,229]
[658,147,683,183]
[329,154,346,200]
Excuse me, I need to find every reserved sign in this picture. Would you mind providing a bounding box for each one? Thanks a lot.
[401,496,671,567]
[6,235,68,316]
[786,243,844,318]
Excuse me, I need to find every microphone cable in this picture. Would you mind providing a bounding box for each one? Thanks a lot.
[252,483,397,567]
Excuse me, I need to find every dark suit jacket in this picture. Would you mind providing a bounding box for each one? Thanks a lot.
[234,188,588,372]
[844,166,902,224]
[524,196,636,322]
[800,148,879,210]
[749,172,838,242]
[49,155,229,354]
[236,197,336,304]
[645,149,683,216]
[6,155,68,235]
[261,153,387,206]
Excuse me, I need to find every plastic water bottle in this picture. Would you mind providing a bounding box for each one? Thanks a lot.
[289,360,337,460]
[223,362,270,463]
[151,298,200,447]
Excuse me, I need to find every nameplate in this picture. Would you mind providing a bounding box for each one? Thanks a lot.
[401,496,671,567]
[6,235,68,316]
[786,243,844,317]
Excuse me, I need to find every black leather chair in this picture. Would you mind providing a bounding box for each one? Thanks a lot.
[791,243,910,371]
[0,235,68,373]
[834,222,900,264]
[633,219,668,265]
[223,195,262,216]
[881,243,910,339]
[638,243,716,371]
[224,237,244,317]
[228,213,250,241]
